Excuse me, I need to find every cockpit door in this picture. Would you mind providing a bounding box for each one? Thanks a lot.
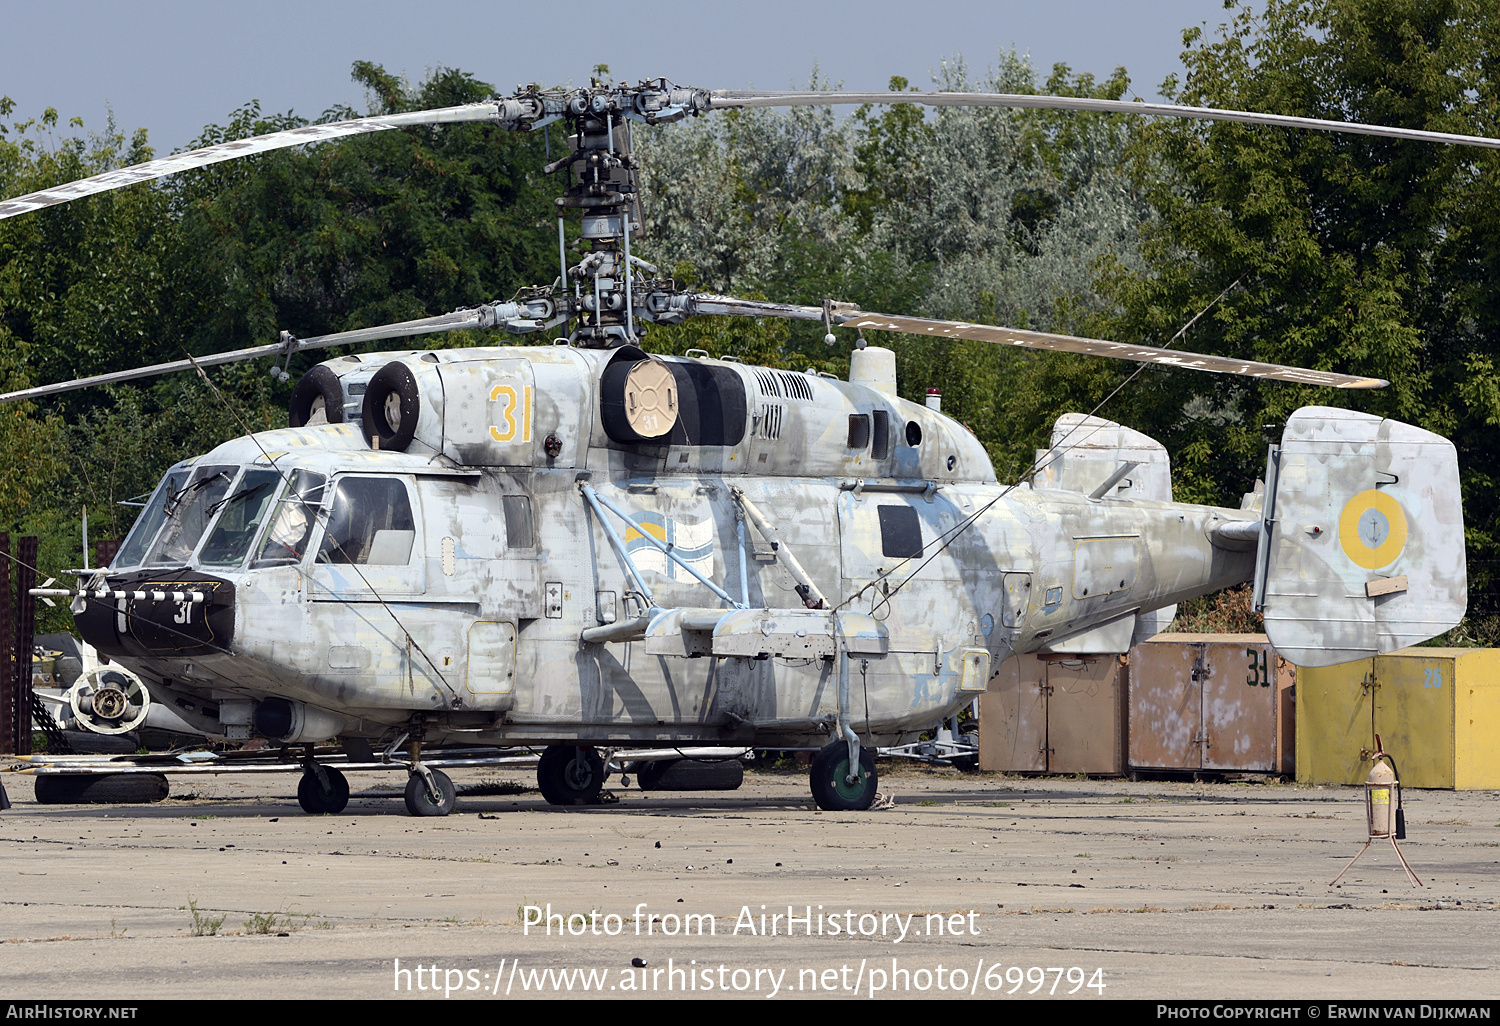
[307,475,426,601]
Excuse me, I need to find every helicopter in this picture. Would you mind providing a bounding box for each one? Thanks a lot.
[0,78,1474,816]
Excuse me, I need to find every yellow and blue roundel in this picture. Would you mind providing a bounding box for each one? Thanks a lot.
[1337,489,1408,569]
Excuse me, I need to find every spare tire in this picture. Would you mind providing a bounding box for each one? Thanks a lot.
[59,730,141,755]
[288,364,346,427]
[34,773,169,804]
[361,362,421,452]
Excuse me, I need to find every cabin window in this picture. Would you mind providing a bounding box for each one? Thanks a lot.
[115,466,191,569]
[848,414,871,450]
[878,504,923,559]
[502,495,534,548]
[317,477,415,566]
[250,471,327,569]
[905,421,923,447]
[871,410,890,459]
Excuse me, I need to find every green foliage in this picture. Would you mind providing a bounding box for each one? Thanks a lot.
[182,897,226,937]
[1100,0,1500,606]
[4,18,1498,619]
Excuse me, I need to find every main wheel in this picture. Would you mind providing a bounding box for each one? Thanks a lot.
[297,767,350,815]
[404,769,456,816]
[809,741,878,811]
[537,745,604,806]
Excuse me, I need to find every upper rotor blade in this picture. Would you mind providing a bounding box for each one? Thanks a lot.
[691,295,1387,389]
[709,90,1500,152]
[0,308,485,404]
[0,103,503,222]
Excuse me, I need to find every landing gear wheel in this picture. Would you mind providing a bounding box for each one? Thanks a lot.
[809,741,878,811]
[297,767,350,815]
[537,745,604,806]
[404,769,456,816]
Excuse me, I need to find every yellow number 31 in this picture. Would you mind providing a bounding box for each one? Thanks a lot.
[489,384,533,443]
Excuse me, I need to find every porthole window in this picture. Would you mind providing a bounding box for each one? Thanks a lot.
[905,421,923,447]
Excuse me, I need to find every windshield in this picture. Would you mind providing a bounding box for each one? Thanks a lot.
[198,470,283,567]
[140,464,237,566]
[114,467,192,569]
[250,471,327,569]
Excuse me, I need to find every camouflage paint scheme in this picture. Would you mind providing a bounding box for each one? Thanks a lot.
[83,346,1462,749]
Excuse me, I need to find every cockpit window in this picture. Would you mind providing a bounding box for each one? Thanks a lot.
[250,471,327,569]
[198,470,282,566]
[316,477,415,566]
[114,467,191,569]
[141,465,237,566]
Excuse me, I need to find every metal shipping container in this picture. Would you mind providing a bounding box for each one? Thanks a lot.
[1296,647,1500,789]
[979,653,1126,775]
[1128,633,1294,775]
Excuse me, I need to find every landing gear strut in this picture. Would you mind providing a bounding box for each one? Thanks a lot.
[401,734,457,816]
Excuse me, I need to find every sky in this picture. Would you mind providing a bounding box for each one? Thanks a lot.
[2,0,1236,153]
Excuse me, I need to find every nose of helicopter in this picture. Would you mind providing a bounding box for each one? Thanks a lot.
[74,569,236,660]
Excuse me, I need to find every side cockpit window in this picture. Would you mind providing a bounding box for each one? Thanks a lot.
[316,478,415,566]
[250,471,327,569]
[114,467,192,569]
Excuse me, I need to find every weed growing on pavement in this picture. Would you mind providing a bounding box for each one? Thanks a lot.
[182,898,226,937]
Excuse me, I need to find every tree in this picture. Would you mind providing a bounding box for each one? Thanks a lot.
[1100,0,1500,612]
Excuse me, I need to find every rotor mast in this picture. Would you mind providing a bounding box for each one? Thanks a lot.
[494,78,715,348]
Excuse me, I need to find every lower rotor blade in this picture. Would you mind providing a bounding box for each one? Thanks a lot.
[689,295,1387,389]
[840,312,1388,389]
[0,309,484,405]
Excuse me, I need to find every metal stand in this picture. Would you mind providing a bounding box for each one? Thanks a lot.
[1329,835,1423,888]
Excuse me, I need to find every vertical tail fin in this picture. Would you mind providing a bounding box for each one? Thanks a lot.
[1254,407,1466,666]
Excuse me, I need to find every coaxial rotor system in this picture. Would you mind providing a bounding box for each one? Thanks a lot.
[7,74,1498,399]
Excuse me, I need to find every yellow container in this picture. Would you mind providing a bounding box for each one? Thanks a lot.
[1296,648,1500,789]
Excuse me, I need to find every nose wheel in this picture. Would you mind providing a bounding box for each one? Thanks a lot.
[809,740,878,811]
[297,766,350,815]
[403,769,456,816]
[537,745,605,805]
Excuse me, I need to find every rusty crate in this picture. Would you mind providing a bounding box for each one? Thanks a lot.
[979,652,1126,774]
[1128,633,1294,775]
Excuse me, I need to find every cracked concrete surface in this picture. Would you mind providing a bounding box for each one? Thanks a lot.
[1,764,1496,999]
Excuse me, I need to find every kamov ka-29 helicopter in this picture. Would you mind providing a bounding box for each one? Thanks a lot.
[0,79,1476,816]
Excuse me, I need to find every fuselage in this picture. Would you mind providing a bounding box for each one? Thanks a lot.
[77,344,1255,748]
